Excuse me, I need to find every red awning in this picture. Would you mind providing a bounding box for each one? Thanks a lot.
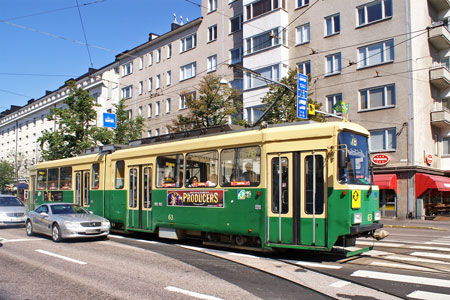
[415,173,450,198]
[374,174,397,194]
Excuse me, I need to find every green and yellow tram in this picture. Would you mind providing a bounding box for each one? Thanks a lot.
[29,121,382,255]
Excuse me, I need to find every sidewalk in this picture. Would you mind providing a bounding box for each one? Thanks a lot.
[381,216,450,231]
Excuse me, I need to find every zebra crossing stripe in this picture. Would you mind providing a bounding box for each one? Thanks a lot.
[410,252,450,260]
[351,270,450,288]
[407,290,450,300]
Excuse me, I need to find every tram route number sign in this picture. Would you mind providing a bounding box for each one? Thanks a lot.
[351,190,361,209]
[297,73,308,120]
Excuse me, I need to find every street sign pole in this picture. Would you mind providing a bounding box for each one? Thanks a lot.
[297,73,308,119]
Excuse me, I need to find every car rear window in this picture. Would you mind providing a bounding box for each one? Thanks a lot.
[0,197,24,207]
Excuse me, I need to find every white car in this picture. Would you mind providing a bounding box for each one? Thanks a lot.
[0,195,27,227]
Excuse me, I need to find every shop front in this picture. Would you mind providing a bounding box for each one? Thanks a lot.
[374,174,397,217]
[415,173,450,217]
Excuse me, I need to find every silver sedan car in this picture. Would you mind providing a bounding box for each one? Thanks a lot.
[0,195,27,226]
[26,203,110,242]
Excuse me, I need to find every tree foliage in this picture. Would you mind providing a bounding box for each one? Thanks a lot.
[169,74,244,132]
[259,68,326,124]
[0,160,15,191]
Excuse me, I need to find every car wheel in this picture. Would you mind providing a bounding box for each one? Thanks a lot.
[52,223,62,242]
[26,220,33,236]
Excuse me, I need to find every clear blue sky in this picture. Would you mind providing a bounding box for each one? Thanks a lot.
[0,0,201,112]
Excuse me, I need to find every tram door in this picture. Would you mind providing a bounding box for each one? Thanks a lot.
[128,165,152,230]
[298,151,327,247]
[75,171,90,207]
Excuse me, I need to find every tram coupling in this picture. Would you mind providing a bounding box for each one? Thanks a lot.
[372,229,390,241]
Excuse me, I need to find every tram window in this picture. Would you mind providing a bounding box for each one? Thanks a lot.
[186,151,218,187]
[48,168,59,190]
[59,167,72,190]
[92,163,100,189]
[220,146,261,187]
[129,168,137,208]
[156,154,184,188]
[271,157,289,214]
[83,172,90,206]
[115,160,125,189]
[143,167,152,208]
[305,155,324,215]
[37,170,47,190]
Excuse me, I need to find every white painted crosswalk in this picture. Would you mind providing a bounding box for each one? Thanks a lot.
[351,270,450,288]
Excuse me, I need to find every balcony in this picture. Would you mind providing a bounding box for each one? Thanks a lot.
[431,109,450,128]
[429,0,450,11]
[429,25,450,50]
[430,66,450,89]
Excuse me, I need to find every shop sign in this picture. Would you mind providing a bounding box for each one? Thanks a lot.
[371,154,391,166]
[167,190,224,207]
[426,154,433,166]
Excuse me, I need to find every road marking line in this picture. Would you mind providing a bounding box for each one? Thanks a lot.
[228,252,259,259]
[362,250,392,257]
[296,261,342,269]
[35,249,87,265]
[329,281,350,288]
[385,255,450,265]
[165,286,224,300]
[410,252,450,260]
[2,238,44,243]
[351,270,450,288]
[179,245,206,252]
[369,261,435,272]
[357,241,405,247]
[407,290,450,300]
[109,234,158,244]
[424,242,450,246]
[410,245,450,252]
[108,234,125,239]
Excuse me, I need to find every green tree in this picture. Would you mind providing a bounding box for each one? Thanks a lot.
[106,98,144,144]
[259,68,325,124]
[38,80,102,160]
[169,74,244,132]
[0,160,15,191]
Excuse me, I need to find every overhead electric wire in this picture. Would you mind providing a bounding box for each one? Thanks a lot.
[75,0,94,68]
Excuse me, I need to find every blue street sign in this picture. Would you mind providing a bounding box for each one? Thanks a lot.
[103,113,117,128]
[297,73,308,119]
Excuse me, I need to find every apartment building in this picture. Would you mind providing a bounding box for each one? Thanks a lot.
[0,65,120,181]
[241,0,450,218]
[116,0,244,137]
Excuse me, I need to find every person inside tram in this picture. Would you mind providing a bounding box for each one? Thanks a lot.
[243,163,257,183]
[189,176,198,187]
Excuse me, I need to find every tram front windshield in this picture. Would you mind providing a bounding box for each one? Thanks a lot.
[338,131,371,185]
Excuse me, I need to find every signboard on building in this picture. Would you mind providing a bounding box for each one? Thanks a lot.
[297,73,308,119]
[371,154,391,166]
[426,154,433,166]
[103,113,117,128]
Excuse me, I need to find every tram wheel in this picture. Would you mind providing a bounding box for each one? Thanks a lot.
[234,235,247,246]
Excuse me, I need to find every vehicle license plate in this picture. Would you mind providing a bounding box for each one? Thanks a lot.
[86,229,100,234]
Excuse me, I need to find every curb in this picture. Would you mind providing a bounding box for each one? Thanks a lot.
[383,224,448,231]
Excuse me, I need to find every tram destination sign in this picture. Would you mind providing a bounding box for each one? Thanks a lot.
[167,190,224,207]
[297,73,308,119]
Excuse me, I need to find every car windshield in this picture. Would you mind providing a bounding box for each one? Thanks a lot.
[0,196,24,207]
[51,204,88,215]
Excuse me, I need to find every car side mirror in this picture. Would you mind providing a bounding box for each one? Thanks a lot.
[40,212,49,217]
[88,211,93,215]
[338,149,348,169]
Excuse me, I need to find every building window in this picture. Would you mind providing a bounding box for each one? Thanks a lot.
[167,44,172,58]
[148,77,153,91]
[230,48,243,64]
[297,0,309,8]
[207,55,217,72]
[167,71,172,86]
[444,136,450,155]
[180,95,187,110]
[325,53,341,75]
[121,62,133,77]
[180,34,196,52]
[166,98,171,113]
[296,23,310,45]
[230,15,243,33]
[326,94,342,114]
[246,64,279,89]
[149,52,153,66]
[121,85,133,99]
[246,27,285,54]
[297,61,311,76]
[358,39,394,68]
[139,81,143,95]
[325,14,340,36]
[156,101,160,115]
[208,0,217,12]
[156,49,161,63]
[138,106,143,116]
[148,103,152,118]
[360,84,395,110]
[246,0,285,20]
[370,128,396,152]
[180,62,196,81]
[208,25,217,42]
[139,56,143,69]
[155,128,160,136]
[357,0,392,27]
[246,105,265,123]
[156,74,161,89]
[147,130,152,137]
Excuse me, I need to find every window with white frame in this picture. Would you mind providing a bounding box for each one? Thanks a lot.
[246,64,279,89]
[121,62,133,76]
[167,71,172,86]
[121,85,133,99]
[325,53,341,75]
[147,130,152,137]
[139,57,143,70]
[297,61,311,75]
[444,136,450,155]
[370,128,396,152]
[155,128,160,136]
[156,101,160,115]
[296,23,310,45]
[148,52,153,66]
[167,44,172,58]
[148,77,153,91]
[326,93,342,114]
[357,0,392,27]
[180,34,196,52]
[230,48,242,64]
[138,106,143,116]
[208,25,217,42]
[127,110,132,120]
[246,105,265,123]
[166,98,171,113]
[147,103,152,118]
[156,74,161,89]
[246,27,285,54]
[297,0,309,8]
[358,39,394,68]
[230,15,243,33]
[325,14,340,36]
[207,55,217,72]
[180,92,195,109]
[139,81,143,95]
[180,62,196,80]
[208,0,217,12]
[156,49,161,62]
[360,84,395,110]
[246,0,285,20]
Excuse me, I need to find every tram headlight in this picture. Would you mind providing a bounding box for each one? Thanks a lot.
[374,211,381,221]
[353,213,362,224]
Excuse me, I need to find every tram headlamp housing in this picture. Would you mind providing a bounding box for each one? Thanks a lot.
[353,213,362,224]
[374,211,381,221]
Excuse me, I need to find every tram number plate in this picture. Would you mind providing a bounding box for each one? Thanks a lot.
[351,190,361,209]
